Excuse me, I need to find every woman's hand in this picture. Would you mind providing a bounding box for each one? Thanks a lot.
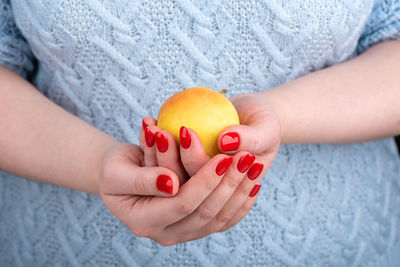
[140,91,282,180]
[99,142,266,245]
[218,92,281,162]
[140,92,282,194]
[139,117,190,184]
[138,92,282,236]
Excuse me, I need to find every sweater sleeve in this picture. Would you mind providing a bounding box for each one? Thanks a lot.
[0,0,36,79]
[357,0,400,54]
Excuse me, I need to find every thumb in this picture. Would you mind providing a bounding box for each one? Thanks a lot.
[218,116,281,155]
[102,163,180,197]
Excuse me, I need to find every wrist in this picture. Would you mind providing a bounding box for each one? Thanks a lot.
[259,88,291,145]
[87,135,120,195]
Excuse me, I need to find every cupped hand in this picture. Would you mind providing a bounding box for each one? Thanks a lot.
[139,92,282,234]
[99,142,265,246]
[218,92,281,164]
[141,93,282,188]
[140,110,274,235]
[190,91,286,231]
[141,92,281,177]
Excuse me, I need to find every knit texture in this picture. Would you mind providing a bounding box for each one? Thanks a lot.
[1,0,400,266]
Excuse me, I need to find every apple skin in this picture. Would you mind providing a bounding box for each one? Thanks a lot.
[157,87,240,157]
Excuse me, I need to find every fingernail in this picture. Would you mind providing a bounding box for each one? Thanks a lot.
[142,119,148,129]
[220,132,240,151]
[247,163,264,180]
[145,127,155,147]
[180,126,191,149]
[155,132,168,153]
[215,157,233,176]
[237,153,256,173]
[249,184,261,197]
[156,174,173,194]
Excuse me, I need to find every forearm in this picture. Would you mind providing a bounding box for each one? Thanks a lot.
[263,40,400,144]
[0,66,119,194]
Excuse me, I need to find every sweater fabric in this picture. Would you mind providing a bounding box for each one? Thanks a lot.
[1,0,400,266]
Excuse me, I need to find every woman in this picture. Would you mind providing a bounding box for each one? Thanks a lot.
[1,0,399,265]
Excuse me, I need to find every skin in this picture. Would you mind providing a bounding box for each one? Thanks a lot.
[0,41,399,246]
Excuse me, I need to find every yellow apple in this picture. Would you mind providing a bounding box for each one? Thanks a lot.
[157,87,240,157]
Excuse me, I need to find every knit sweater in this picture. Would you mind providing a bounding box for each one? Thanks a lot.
[1,0,400,266]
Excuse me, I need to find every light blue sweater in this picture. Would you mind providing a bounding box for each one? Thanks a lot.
[1,0,400,266]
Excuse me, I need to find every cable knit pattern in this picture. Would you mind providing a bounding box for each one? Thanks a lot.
[358,0,400,53]
[1,0,400,266]
[0,0,34,78]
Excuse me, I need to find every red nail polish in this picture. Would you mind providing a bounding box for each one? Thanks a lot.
[142,119,148,129]
[145,127,155,147]
[220,132,240,151]
[237,154,256,173]
[215,157,233,176]
[249,184,261,197]
[156,174,173,194]
[180,126,191,149]
[155,132,168,153]
[247,163,264,180]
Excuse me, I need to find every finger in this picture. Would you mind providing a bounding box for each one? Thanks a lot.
[142,117,157,128]
[143,125,158,167]
[179,126,210,176]
[201,152,271,234]
[157,183,261,244]
[139,124,145,152]
[147,154,232,226]
[101,161,179,196]
[155,129,188,185]
[139,117,157,152]
[218,183,261,232]
[217,111,280,155]
[164,151,250,234]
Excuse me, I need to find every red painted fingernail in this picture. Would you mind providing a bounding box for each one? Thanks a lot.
[237,153,256,173]
[249,184,261,197]
[180,126,191,149]
[145,127,155,147]
[142,119,148,129]
[156,174,173,194]
[247,163,264,180]
[155,132,168,153]
[220,132,240,151]
[215,157,233,176]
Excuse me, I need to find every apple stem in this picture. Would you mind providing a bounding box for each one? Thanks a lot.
[219,89,227,94]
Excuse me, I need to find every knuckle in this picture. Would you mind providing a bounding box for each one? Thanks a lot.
[237,185,253,198]
[242,201,254,214]
[204,179,219,193]
[215,212,233,224]
[133,175,148,193]
[197,204,217,221]
[224,175,242,191]
[176,200,195,215]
